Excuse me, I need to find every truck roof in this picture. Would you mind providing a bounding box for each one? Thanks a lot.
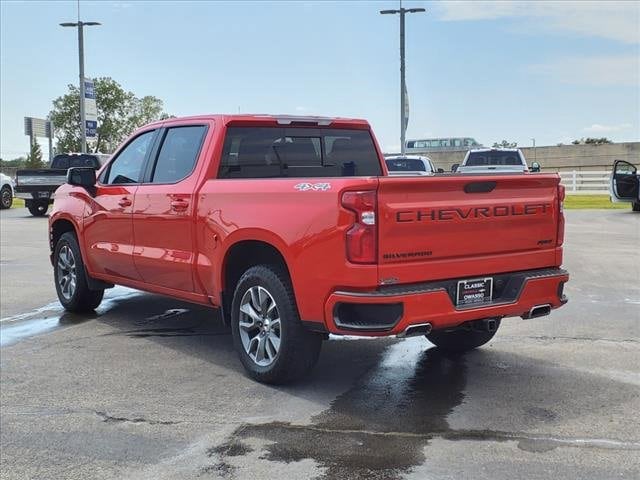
[144,114,370,130]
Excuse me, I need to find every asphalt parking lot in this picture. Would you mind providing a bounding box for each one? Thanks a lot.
[1,207,639,480]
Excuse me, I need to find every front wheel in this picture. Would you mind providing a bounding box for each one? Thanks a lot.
[632,202,640,212]
[231,265,322,384]
[0,185,12,209]
[427,319,500,353]
[27,200,48,216]
[54,232,104,312]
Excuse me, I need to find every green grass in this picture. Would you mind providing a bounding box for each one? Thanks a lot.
[564,194,628,210]
[10,198,25,208]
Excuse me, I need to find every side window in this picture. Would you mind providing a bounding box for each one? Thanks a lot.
[105,131,155,184]
[151,126,207,183]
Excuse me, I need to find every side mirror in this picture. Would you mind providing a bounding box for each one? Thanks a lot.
[530,162,541,173]
[437,168,444,174]
[67,167,96,189]
[451,163,459,172]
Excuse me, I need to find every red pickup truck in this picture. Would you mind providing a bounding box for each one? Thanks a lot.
[49,114,569,383]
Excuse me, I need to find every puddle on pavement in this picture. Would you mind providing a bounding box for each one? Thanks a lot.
[210,339,469,479]
[209,338,640,479]
[0,286,141,347]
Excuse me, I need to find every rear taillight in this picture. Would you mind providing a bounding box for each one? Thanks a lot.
[557,184,565,246]
[341,190,377,264]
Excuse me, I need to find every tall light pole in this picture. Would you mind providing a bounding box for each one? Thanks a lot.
[380,3,425,154]
[60,20,100,153]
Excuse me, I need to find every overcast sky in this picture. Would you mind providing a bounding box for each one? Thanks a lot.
[1,0,638,158]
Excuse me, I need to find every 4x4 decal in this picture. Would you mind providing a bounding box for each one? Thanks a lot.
[294,182,331,192]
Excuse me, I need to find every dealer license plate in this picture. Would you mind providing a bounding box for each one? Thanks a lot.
[456,277,493,306]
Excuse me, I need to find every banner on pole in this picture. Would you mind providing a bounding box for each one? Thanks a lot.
[403,81,410,131]
[84,78,98,138]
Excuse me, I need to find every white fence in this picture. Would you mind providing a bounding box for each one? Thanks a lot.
[558,170,610,194]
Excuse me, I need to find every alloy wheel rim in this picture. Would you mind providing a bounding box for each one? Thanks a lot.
[57,245,77,300]
[238,286,281,367]
[1,190,10,207]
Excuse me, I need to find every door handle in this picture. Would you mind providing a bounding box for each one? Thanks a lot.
[118,197,132,207]
[170,199,189,211]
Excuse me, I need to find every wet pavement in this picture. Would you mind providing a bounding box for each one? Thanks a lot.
[0,209,639,479]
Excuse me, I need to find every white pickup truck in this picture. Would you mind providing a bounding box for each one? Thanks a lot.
[454,148,540,174]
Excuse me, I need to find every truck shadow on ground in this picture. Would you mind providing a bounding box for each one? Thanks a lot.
[82,291,639,480]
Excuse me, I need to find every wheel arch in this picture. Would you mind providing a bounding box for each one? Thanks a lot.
[220,239,293,324]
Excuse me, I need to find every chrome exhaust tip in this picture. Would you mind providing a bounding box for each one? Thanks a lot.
[397,323,432,338]
[523,304,552,319]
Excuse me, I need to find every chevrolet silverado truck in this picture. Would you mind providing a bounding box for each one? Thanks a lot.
[16,153,107,216]
[48,114,569,383]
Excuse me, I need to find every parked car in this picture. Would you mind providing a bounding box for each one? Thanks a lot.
[385,155,437,176]
[49,114,569,384]
[15,153,103,216]
[455,148,540,174]
[0,172,15,209]
[610,160,639,211]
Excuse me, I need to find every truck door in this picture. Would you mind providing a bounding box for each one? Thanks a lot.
[83,129,157,281]
[611,160,639,201]
[132,125,208,292]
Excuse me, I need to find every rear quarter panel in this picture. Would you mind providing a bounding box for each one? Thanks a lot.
[195,177,379,322]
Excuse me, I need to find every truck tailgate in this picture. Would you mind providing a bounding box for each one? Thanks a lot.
[16,169,67,189]
[377,174,561,284]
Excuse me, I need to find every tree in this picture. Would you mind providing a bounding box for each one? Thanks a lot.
[572,137,613,145]
[25,140,45,168]
[0,157,28,168]
[49,77,169,154]
[492,140,518,148]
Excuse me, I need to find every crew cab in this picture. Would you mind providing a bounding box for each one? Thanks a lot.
[16,153,107,216]
[455,148,540,174]
[49,114,569,383]
[610,160,640,211]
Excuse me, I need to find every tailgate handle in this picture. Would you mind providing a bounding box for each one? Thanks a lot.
[464,181,497,193]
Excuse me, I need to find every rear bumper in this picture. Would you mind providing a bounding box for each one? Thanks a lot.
[323,268,569,336]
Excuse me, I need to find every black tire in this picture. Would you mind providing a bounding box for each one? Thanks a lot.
[427,319,500,353]
[53,232,104,312]
[231,264,322,384]
[0,185,12,209]
[27,200,48,216]
[632,202,640,212]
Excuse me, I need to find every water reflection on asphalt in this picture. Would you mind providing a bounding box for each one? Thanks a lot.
[0,287,140,347]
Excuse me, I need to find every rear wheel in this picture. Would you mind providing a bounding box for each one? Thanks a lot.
[0,185,12,209]
[54,232,104,312]
[231,264,322,384]
[27,200,48,216]
[632,202,640,212]
[427,319,500,353]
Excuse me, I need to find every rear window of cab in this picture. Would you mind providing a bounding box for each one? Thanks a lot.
[218,127,382,178]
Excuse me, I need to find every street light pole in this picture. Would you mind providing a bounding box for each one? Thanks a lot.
[60,20,100,153]
[381,4,425,154]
